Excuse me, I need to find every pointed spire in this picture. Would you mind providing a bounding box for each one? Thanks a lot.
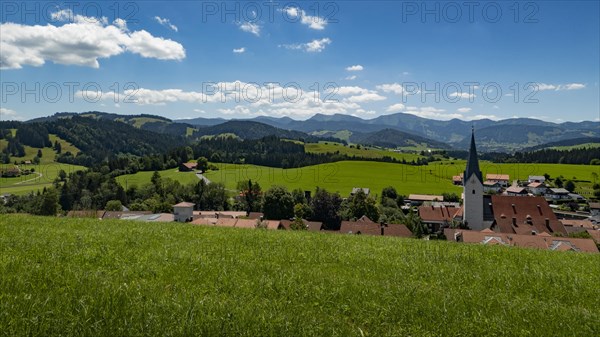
[465,127,482,183]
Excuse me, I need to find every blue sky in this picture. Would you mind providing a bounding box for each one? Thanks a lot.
[1,1,598,122]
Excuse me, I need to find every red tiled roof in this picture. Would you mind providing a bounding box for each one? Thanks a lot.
[586,230,600,243]
[235,219,257,229]
[340,221,381,235]
[486,174,509,181]
[490,195,567,235]
[215,218,237,227]
[560,219,595,229]
[444,228,598,253]
[419,205,457,223]
[181,162,197,169]
[383,224,412,237]
[528,182,546,188]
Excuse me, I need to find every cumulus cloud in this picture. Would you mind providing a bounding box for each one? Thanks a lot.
[457,107,472,113]
[238,22,261,36]
[281,38,331,53]
[283,6,327,30]
[376,83,411,95]
[0,9,185,69]
[386,103,406,112]
[233,47,246,53]
[154,16,178,32]
[345,75,357,80]
[536,83,586,91]
[403,106,462,120]
[346,65,363,72]
[0,107,23,120]
[449,92,476,100]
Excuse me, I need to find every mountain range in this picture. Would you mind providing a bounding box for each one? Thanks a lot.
[25,112,600,152]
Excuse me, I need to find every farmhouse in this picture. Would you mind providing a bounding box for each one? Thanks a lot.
[528,175,546,184]
[486,174,510,187]
[179,162,198,172]
[339,220,412,237]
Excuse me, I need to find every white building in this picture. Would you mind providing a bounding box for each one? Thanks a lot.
[173,202,195,222]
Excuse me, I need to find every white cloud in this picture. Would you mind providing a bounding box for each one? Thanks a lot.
[284,6,327,30]
[333,86,371,96]
[346,92,386,103]
[193,109,205,113]
[536,83,586,91]
[457,107,472,113]
[467,114,499,121]
[0,10,185,69]
[386,103,406,112]
[376,83,411,95]
[345,75,357,80]
[233,47,246,53]
[238,22,261,36]
[154,16,178,32]
[281,38,331,53]
[0,107,23,120]
[346,65,363,72]
[403,106,462,120]
[449,92,476,100]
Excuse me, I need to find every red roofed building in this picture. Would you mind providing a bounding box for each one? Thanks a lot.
[445,228,598,253]
[418,205,460,232]
[179,162,198,172]
[489,195,567,236]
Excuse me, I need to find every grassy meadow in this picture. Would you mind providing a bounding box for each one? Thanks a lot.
[0,214,598,336]
[305,141,422,161]
[117,160,599,197]
[0,134,85,195]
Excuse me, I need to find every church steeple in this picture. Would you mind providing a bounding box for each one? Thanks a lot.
[464,127,482,183]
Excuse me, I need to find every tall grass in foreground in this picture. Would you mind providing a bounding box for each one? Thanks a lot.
[1,214,599,336]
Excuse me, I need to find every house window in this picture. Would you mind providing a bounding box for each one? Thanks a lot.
[472,189,475,194]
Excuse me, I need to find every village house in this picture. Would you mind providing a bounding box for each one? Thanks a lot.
[407,194,444,206]
[545,188,571,200]
[590,202,600,216]
[505,186,528,196]
[486,174,510,187]
[418,205,460,232]
[483,180,503,194]
[173,202,195,222]
[488,195,567,236]
[452,173,463,185]
[527,182,548,195]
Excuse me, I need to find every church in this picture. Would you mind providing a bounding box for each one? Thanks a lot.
[461,129,567,236]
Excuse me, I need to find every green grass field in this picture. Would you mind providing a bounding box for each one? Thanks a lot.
[0,134,85,195]
[116,160,600,197]
[116,168,200,189]
[0,214,598,336]
[305,142,422,161]
[0,162,86,195]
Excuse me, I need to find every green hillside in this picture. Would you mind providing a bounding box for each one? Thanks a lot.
[1,215,598,336]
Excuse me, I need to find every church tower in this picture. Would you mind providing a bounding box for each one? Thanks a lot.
[463,128,484,230]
